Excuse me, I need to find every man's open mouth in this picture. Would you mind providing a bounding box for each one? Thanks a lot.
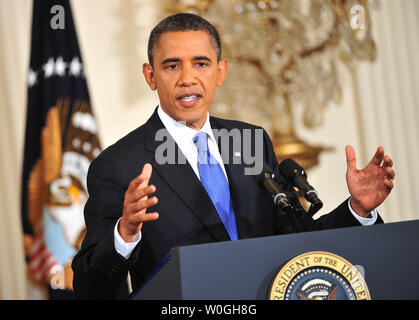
[176,94,202,107]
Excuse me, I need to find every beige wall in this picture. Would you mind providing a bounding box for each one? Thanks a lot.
[0,0,418,299]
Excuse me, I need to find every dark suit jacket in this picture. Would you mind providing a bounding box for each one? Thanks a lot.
[71,108,383,299]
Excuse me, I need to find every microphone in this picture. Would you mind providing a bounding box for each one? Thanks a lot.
[278,158,323,215]
[256,162,293,210]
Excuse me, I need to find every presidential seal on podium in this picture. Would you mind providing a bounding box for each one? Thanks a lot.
[269,251,371,300]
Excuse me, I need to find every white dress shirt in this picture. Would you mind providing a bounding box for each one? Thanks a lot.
[113,106,377,259]
[156,105,228,181]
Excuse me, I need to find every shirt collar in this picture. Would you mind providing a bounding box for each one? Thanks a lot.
[157,105,217,144]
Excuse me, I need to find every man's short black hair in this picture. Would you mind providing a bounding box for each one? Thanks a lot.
[147,13,222,67]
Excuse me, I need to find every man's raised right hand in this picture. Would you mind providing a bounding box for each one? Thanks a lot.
[118,163,159,243]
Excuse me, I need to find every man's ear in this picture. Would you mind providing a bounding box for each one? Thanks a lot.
[216,59,228,87]
[142,63,156,90]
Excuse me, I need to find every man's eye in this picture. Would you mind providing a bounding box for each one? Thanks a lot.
[196,62,208,67]
[167,64,178,70]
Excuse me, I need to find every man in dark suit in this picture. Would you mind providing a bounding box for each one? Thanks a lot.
[72,13,395,299]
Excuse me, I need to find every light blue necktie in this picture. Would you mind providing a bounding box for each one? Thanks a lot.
[193,131,238,240]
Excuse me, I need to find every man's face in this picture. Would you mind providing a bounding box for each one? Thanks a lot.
[143,30,228,129]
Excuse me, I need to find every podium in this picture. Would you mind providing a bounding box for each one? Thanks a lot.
[131,220,419,300]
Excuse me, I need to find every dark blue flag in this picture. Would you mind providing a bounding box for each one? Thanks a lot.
[21,0,101,296]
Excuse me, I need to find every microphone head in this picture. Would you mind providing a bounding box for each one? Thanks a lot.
[254,161,275,183]
[262,162,274,175]
[278,158,307,182]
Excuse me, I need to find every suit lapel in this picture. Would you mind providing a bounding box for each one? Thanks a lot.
[144,109,230,241]
[225,163,258,239]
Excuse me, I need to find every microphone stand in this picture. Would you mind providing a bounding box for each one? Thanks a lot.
[257,165,323,233]
[259,172,302,233]
[294,190,323,218]
[273,189,323,233]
